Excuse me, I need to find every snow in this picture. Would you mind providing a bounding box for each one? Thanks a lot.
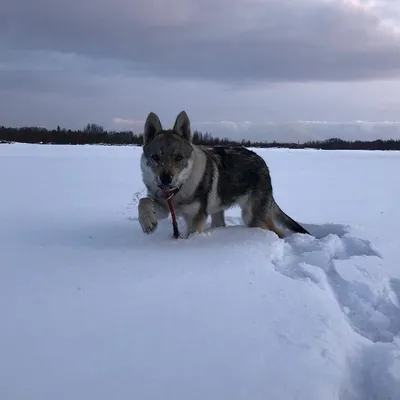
[1,143,399,400]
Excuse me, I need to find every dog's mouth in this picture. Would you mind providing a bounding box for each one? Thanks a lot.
[164,188,179,200]
[157,181,181,196]
[158,183,176,190]
[162,186,180,201]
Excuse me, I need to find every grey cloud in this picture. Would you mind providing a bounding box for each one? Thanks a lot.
[2,0,400,84]
[0,49,127,95]
[0,69,105,96]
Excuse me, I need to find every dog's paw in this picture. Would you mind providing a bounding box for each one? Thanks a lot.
[138,198,158,234]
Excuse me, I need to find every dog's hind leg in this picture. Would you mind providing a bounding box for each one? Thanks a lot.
[238,194,253,226]
[259,216,286,239]
[241,193,286,239]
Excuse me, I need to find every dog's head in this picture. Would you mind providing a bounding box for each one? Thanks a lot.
[141,110,195,192]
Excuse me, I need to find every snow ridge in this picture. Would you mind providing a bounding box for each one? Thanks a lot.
[270,226,400,344]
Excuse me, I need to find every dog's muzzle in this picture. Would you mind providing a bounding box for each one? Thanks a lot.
[160,171,173,186]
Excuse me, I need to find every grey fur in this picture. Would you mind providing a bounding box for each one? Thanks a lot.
[138,110,310,238]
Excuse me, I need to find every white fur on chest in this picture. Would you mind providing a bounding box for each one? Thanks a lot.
[176,201,201,217]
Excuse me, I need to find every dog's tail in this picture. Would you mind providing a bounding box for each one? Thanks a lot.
[273,200,311,235]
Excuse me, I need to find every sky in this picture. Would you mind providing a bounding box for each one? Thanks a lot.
[1,0,400,142]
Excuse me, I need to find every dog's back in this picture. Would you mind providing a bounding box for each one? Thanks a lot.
[202,145,273,207]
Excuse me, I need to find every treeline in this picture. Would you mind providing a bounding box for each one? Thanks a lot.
[0,124,143,146]
[1,124,400,151]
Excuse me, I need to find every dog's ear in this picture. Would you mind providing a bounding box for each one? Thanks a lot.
[144,112,162,145]
[173,111,192,142]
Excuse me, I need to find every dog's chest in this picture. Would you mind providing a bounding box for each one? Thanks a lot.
[175,201,201,217]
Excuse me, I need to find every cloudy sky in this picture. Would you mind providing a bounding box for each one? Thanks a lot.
[1,0,400,142]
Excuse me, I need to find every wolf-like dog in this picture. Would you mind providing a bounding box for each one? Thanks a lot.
[138,110,310,238]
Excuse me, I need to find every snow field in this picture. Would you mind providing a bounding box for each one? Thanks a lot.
[0,143,399,399]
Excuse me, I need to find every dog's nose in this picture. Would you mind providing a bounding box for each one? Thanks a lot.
[160,171,173,186]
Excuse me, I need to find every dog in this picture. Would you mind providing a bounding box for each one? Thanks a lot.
[138,110,310,238]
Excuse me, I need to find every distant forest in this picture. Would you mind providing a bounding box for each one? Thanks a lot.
[1,123,400,151]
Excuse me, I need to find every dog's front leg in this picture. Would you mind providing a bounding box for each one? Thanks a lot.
[186,211,208,237]
[138,197,169,234]
[210,210,226,228]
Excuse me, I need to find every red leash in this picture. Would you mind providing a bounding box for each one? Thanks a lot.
[164,189,180,239]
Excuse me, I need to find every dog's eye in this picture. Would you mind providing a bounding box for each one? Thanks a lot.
[175,154,183,162]
[151,154,160,162]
